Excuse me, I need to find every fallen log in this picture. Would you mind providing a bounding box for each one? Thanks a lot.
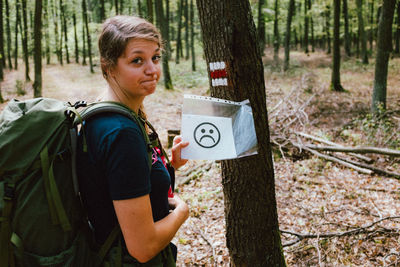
[305,144,400,157]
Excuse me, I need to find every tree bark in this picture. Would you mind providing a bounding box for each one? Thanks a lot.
[100,0,105,21]
[21,0,30,81]
[82,21,87,65]
[154,0,173,89]
[284,0,295,71]
[190,0,196,71]
[309,0,315,53]
[257,0,266,55]
[52,0,62,65]
[14,0,20,69]
[0,0,4,80]
[73,12,79,63]
[273,0,280,64]
[44,0,50,64]
[369,0,374,51]
[33,0,43,97]
[325,4,331,54]
[372,0,396,113]
[395,1,400,54]
[138,0,143,17]
[331,0,344,91]
[196,0,286,265]
[175,0,183,64]
[304,0,309,54]
[343,0,351,56]
[184,0,189,60]
[60,0,70,64]
[146,0,153,23]
[356,0,368,64]
[114,0,119,14]
[5,0,12,69]
[82,0,94,73]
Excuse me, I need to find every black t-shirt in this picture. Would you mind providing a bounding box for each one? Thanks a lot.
[76,113,171,245]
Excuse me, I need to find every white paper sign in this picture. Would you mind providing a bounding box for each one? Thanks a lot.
[181,114,237,160]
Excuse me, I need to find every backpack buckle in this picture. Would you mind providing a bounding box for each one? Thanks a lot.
[73,101,87,109]
[4,183,15,201]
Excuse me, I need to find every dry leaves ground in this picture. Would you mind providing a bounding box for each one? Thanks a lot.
[1,51,400,266]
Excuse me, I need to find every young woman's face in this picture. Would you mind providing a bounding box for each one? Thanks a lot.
[111,38,161,100]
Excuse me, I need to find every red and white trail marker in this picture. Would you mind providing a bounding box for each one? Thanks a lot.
[209,61,228,87]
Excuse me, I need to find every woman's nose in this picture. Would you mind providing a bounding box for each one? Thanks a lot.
[144,61,157,75]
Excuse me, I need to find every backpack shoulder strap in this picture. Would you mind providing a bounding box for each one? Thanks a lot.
[75,101,153,170]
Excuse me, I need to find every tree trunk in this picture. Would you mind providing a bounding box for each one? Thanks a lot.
[138,0,143,17]
[52,0,62,65]
[44,0,50,64]
[154,0,173,89]
[331,0,344,91]
[190,0,195,71]
[0,0,3,80]
[369,0,374,51]
[273,0,280,64]
[304,0,309,54]
[284,0,295,71]
[60,0,70,64]
[356,0,368,64]
[5,0,12,69]
[310,0,315,53]
[73,12,79,63]
[0,83,3,103]
[146,0,153,23]
[100,0,105,21]
[325,4,331,54]
[372,0,396,113]
[14,0,20,70]
[82,0,94,73]
[343,0,351,56]
[175,0,183,64]
[33,0,43,97]
[114,0,119,14]
[82,21,87,65]
[21,0,30,81]
[196,0,286,265]
[184,0,190,60]
[257,0,266,55]
[395,1,400,54]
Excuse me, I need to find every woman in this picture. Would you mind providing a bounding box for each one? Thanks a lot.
[77,15,189,265]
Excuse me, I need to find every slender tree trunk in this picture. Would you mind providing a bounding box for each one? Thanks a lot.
[60,0,70,64]
[138,0,142,17]
[114,0,119,14]
[14,0,20,70]
[190,0,195,71]
[372,0,396,113]
[184,0,189,60]
[325,4,331,54]
[196,0,286,264]
[52,0,61,64]
[33,0,43,97]
[331,0,344,91]
[0,0,3,80]
[73,13,79,63]
[120,0,124,13]
[369,0,374,51]
[5,0,12,69]
[21,0,30,81]
[284,0,295,71]
[82,0,93,73]
[154,0,173,89]
[356,0,368,64]
[343,0,351,56]
[257,0,266,55]
[273,0,280,64]
[0,83,3,103]
[44,0,50,64]
[395,1,400,54]
[310,0,315,53]
[82,22,87,65]
[100,0,105,21]
[304,0,309,54]
[146,0,153,23]
[175,0,183,64]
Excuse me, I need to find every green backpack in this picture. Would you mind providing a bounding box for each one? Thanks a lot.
[0,98,163,267]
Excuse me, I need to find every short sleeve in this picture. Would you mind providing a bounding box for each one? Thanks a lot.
[102,125,151,200]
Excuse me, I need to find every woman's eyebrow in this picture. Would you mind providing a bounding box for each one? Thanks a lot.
[129,47,161,55]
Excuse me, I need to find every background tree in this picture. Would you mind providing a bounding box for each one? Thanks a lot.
[176,0,184,64]
[82,0,94,73]
[356,0,368,64]
[60,0,70,64]
[190,0,196,71]
[0,0,4,81]
[154,0,173,89]
[257,0,266,55]
[5,0,12,69]
[304,0,309,54]
[331,0,344,91]
[324,4,331,54]
[372,0,397,113]
[147,0,154,23]
[284,0,296,71]
[395,1,400,54]
[14,0,20,69]
[21,0,30,80]
[273,0,280,64]
[343,0,351,56]
[33,0,43,97]
[196,0,286,265]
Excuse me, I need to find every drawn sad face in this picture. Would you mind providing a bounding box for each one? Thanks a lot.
[194,122,221,148]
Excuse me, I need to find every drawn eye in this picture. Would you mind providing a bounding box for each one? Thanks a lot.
[201,129,205,133]
[209,129,214,134]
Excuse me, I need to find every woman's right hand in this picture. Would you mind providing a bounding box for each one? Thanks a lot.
[168,194,189,221]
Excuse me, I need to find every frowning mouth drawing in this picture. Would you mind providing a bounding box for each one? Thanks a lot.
[194,122,221,148]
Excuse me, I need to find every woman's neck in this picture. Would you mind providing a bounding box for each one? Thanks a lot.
[103,87,143,114]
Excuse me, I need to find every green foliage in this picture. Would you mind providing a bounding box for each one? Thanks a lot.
[168,55,209,90]
[15,80,26,96]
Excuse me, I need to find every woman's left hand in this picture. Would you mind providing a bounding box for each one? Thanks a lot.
[170,135,189,170]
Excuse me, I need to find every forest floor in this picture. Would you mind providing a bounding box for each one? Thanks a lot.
[1,49,400,266]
